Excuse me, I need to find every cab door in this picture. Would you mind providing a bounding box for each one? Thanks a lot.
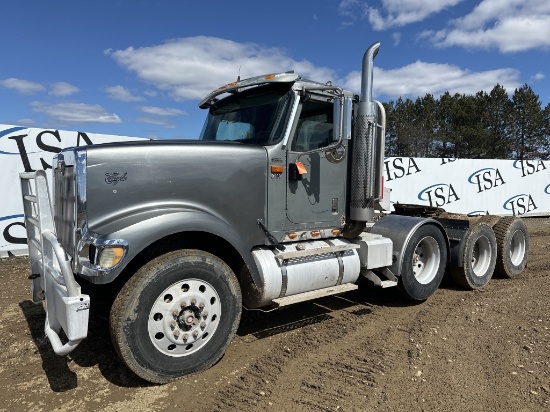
[286,97,348,226]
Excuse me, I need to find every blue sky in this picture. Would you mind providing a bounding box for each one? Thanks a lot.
[1,0,549,139]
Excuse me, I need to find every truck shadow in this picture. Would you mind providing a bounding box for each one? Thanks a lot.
[237,277,421,338]
[18,299,149,391]
[18,277,435,390]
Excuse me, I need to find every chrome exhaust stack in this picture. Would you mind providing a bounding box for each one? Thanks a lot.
[349,41,381,224]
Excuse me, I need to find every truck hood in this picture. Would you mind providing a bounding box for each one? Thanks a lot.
[81,140,268,246]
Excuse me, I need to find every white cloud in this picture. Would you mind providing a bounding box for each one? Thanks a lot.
[392,32,401,46]
[140,106,187,116]
[0,78,45,94]
[17,118,35,126]
[366,0,464,31]
[49,82,80,97]
[31,101,121,124]
[105,85,145,102]
[106,36,336,101]
[136,116,176,128]
[422,0,550,52]
[343,62,521,100]
[531,72,545,81]
[107,35,525,107]
[338,0,363,22]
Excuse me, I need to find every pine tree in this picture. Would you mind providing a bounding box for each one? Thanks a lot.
[510,84,545,160]
[479,85,512,159]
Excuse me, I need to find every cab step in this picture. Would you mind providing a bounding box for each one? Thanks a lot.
[271,283,358,308]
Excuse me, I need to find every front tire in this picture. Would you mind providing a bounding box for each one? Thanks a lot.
[110,250,242,384]
[449,223,497,290]
[399,224,447,301]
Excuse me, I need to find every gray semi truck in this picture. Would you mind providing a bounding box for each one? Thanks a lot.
[19,42,529,383]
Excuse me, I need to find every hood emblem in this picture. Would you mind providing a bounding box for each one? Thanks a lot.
[105,172,127,185]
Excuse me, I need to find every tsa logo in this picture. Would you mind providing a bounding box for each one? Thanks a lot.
[503,194,538,216]
[418,183,460,207]
[513,160,547,177]
[467,167,506,193]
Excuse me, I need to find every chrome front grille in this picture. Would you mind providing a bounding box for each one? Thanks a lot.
[53,161,77,259]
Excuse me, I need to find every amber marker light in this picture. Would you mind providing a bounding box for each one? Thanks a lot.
[271,165,284,174]
[310,230,321,237]
[331,229,342,236]
[265,74,276,80]
[288,233,298,240]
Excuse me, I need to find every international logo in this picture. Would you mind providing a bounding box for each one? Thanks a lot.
[503,194,538,216]
[384,157,421,182]
[513,160,547,177]
[467,167,506,193]
[418,183,460,207]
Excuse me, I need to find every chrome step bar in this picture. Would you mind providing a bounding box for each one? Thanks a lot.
[272,283,358,308]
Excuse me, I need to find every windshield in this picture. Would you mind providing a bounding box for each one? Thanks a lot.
[199,83,293,145]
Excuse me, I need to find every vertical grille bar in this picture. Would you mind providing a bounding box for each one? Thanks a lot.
[53,164,76,258]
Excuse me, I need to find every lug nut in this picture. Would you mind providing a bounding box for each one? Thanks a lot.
[170,321,177,329]
[202,311,208,319]
[200,321,206,329]
[199,302,205,309]
[173,329,180,338]
[182,334,188,342]
[180,301,187,307]
[172,310,179,317]
[191,298,197,306]
[193,330,199,338]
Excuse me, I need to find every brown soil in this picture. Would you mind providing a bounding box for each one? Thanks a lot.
[1,218,549,411]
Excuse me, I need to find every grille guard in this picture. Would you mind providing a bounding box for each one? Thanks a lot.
[20,170,90,356]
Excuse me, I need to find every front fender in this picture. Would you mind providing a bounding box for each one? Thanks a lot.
[79,209,262,286]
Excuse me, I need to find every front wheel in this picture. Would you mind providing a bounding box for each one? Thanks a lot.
[110,250,242,384]
[399,224,447,301]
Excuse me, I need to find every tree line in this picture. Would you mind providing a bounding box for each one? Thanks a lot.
[382,84,550,160]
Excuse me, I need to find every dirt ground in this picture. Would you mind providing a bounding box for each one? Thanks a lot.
[0,218,549,412]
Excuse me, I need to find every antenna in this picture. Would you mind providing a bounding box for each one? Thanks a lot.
[237,65,241,82]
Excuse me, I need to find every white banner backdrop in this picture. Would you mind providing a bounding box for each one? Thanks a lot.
[1,124,549,257]
[0,124,148,257]
[383,157,550,216]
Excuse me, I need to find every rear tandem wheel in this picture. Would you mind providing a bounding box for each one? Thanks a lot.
[399,224,447,301]
[493,217,529,278]
[448,223,497,290]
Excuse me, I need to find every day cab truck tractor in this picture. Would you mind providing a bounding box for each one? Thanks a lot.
[19,42,529,384]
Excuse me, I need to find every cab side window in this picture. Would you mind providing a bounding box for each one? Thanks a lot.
[291,99,333,152]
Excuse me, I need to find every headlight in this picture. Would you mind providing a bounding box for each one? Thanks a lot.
[97,245,126,269]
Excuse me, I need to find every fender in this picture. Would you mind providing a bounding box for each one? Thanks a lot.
[79,208,263,286]
[369,214,450,277]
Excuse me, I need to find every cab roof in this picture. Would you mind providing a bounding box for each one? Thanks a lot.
[198,71,347,109]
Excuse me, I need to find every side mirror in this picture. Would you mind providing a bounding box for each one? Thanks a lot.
[333,96,352,141]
